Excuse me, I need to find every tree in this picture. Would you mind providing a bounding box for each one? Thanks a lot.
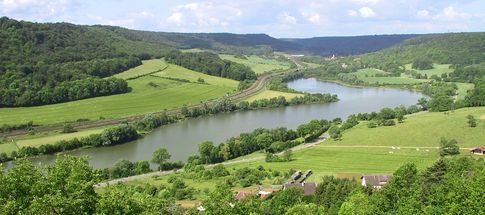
[412,57,434,70]
[285,203,324,215]
[151,148,171,167]
[439,138,460,157]
[199,141,216,164]
[282,150,293,161]
[339,191,373,215]
[466,115,477,127]
[329,125,342,140]
[201,183,235,214]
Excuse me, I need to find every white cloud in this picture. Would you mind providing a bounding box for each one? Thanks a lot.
[348,10,358,17]
[416,10,429,18]
[280,12,297,25]
[1,0,74,19]
[358,7,375,18]
[434,6,471,21]
[167,12,184,26]
[350,0,380,5]
[302,12,321,24]
[162,2,242,29]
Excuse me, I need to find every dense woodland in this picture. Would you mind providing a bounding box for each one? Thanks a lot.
[165,50,257,81]
[0,17,171,107]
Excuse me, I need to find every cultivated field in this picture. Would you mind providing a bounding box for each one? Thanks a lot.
[244,90,303,102]
[112,59,168,80]
[0,60,238,125]
[220,54,292,74]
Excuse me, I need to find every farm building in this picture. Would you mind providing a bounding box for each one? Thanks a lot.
[470,146,485,155]
[283,182,317,196]
[361,175,391,189]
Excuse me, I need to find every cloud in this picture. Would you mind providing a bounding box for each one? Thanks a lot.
[280,12,297,25]
[350,0,380,5]
[162,2,243,29]
[167,12,184,26]
[416,10,430,18]
[302,12,321,24]
[1,0,76,20]
[358,7,376,18]
[434,6,471,21]
[349,7,376,18]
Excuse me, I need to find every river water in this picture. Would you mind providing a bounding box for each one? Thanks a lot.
[10,78,423,169]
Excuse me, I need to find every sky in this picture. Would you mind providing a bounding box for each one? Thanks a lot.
[1,0,484,38]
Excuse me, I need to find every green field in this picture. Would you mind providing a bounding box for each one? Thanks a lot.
[0,141,17,154]
[352,68,428,85]
[244,90,303,102]
[227,107,485,177]
[14,127,108,148]
[112,59,168,80]
[327,107,485,148]
[454,82,475,100]
[405,63,453,77]
[0,60,238,125]
[220,54,291,74]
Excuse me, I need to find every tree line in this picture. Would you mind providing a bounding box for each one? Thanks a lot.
[165,50,257,81]
[0,125,138,162]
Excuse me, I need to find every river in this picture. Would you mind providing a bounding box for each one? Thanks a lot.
[9,78,424,169]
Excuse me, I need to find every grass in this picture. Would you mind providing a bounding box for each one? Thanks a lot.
[244,90,303,102]
[352,68,428,85]
[327,107,485,148]
[15,127,108,148]
[229,147,441,178]
[112,59,168,80]
[405,64,453,77]
[454,82,475,100]
[152,64,238,87]
[0,141,17,154]
[219,54,291,74]
[0,60,238,125]
[227,107,485,177]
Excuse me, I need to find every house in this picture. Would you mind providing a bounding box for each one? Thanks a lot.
[361,175,391,189]
[470,146,485,155]
[283,182,317,196]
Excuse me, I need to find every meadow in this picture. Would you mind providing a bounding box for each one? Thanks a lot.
[219,54,292,74]
[244,90,303,102]
[404,63,453,76]
[352,68,428,85]
[0,60,238,126]
[14,127,109,148]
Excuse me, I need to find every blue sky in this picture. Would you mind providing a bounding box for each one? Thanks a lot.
[1,0,484,38]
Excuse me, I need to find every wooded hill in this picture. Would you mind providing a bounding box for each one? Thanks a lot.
[284,34,419,56]
[359,32,485,66]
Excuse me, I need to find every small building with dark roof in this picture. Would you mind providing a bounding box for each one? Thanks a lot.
[470,146,485,155]
[283,182,317,196]
[361,175,391,189]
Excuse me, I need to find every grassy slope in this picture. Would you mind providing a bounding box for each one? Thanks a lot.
[455,82,475,100]
[244,90,303,102]
[232,107,484,175]
[0,60,238,125]
[353,68,427,85]
[112,59,168,80]
[219,55,291,74]
[15,127,108,148]
[404,63,453,76]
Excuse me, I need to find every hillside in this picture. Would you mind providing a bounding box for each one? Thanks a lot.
[285,34,418,56]
[360,32,485,66]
